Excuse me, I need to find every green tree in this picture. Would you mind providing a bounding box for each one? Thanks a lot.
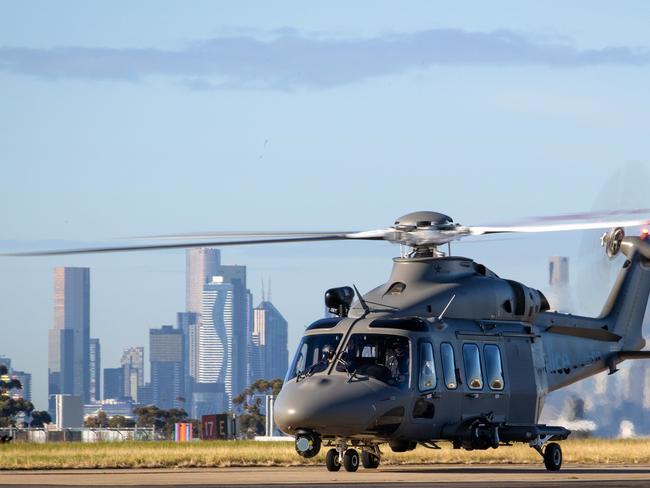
[30,411,52,427]
[107,415,136,428]
[84,410,109,428]
[233,378,283,439]
[133,405,188,439]
[0,365,34,428]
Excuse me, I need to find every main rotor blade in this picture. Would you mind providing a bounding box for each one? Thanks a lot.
[486,208,650,225]
[470,218,650,236]
[132,231,359,240]
[2,231,390,257]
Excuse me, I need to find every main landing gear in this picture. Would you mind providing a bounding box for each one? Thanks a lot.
[530,436,563,471]
[325,442,381,472]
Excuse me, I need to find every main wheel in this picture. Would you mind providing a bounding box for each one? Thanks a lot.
[325,448,341,472]
[343,448,359,472]
[543,442,562,471]
[361,450,380,469]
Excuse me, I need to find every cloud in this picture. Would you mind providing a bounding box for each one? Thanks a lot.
[1,29,649,90]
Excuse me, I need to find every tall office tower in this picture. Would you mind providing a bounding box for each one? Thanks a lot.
[549,256,569,286]
[10,371,32,401]
[103,367,124,400]
[199,277,234,411]
[89,338,101,402]
[253,300,289,381]
[48,267,90,416]
[177,312,198,379]
[150,325,185,410]
[547,256,573,313]
[0,356,10,370]
[186,248,222,315]
[120,347,144,401]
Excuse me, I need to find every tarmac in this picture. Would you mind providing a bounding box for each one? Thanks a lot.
[2,465,650,488]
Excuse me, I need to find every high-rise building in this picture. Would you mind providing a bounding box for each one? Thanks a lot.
[150,325,185,410]
[186,249,252,412]
[186,248,221,315]
[89,338,101,402]
[199,277,234,411]
[120,347,144,401]
[549,256,569,286]
[0,356,11,370]
[48,267,90,416]
[103,367,124,400]
[10,371,32,401]
[252,301,289,381]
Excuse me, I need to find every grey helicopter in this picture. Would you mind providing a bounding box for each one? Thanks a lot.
[5,209,650,472]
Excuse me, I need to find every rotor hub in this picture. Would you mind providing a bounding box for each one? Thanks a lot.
[394,211,454,231]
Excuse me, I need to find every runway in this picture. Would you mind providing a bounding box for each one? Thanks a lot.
[2,465,650,488]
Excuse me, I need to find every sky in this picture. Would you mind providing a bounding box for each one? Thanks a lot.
[1,1,650,410]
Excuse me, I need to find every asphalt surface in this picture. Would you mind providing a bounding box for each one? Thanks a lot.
[2,465,650,487]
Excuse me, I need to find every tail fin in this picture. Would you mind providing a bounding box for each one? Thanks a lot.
[599,236,650,350]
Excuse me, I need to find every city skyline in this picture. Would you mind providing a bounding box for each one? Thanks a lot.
[3,2,650,412]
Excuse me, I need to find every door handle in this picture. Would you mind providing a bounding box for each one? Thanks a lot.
[465,393,479,399]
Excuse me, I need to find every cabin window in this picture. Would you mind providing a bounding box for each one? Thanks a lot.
[462,343,483,390]
[418,342,436,391]
[441,342,457,389]
[484,344,505,391]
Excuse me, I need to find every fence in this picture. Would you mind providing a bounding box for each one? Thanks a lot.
[0,427,156,443]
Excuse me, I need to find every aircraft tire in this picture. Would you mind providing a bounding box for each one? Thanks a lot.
[325,449,341,472]
[361,451,380,469]
[543,442,562,471]
[343,448,360,472]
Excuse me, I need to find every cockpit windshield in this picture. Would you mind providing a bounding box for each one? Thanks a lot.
[285,333,342,382]
[336,334,410,389]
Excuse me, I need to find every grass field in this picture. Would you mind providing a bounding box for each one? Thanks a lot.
[2,439,650,470]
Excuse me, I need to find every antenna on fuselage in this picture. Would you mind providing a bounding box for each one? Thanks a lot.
[353,284,371,316]
[438,294,456,320]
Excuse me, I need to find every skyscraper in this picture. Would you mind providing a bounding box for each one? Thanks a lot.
[48,267,90,415]
[150,325,185,409]
[549,256,570,286]
[10,371,32,401]
[89,338,101,402]
[252,300,289,381]
[186,248,252,411]
[120,347,144,401]
[103,367,124,400]
[186,248,221,315]
[199,277,234,411]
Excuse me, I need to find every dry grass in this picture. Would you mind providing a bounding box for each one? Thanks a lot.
[2,439,650,470]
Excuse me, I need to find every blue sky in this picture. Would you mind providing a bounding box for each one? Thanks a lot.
[1,1,650,409]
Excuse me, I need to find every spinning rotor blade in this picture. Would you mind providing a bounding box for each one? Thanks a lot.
[470,218,650,236]
[132,231,358,240]
[1,231,391,257]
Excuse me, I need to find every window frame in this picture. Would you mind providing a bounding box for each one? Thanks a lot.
[483,343,505,391]
[462,343,484,391]
[417,340,437,392]
[440,342,458,390]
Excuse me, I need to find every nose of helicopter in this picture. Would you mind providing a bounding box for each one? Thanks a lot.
[274,375,391,436]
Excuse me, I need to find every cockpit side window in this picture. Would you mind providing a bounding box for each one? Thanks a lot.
[462,343,483,390]
[484,344,505,391]
[440,342,458,390]
[418,341,436,392]
[285,333,342,382]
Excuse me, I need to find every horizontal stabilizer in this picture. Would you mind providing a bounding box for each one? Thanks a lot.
[545,325,622,342]
[607,350,650,374]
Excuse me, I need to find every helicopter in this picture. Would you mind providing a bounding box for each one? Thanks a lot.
[4,209,650,472]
